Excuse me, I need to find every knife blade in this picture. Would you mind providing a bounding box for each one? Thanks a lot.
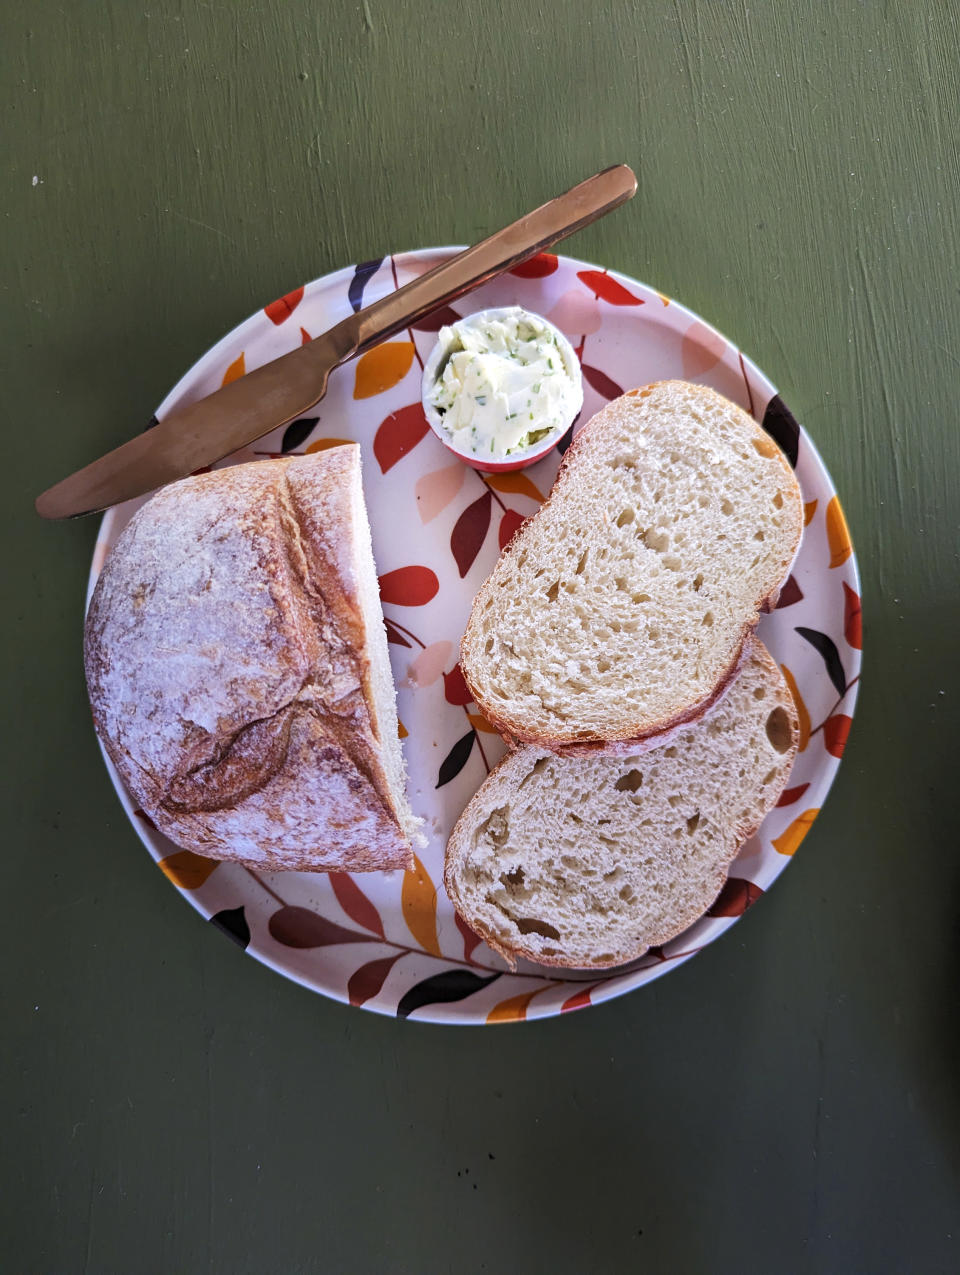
[36,164,636,518]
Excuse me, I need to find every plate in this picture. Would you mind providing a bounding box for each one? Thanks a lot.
[87,249,861,1024]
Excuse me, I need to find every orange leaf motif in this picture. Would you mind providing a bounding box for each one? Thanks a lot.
[398,719,408,739]
[804,500,818,526]
[221,352,245,385]
[467,712,499,734]
[158,850,219,890]
[843,582,863,649]
[576,269,644,306]
[415,463,466,523]
[483,471,545,502]
[777,782,810,808]
[354,342,416,399]
[826,496,853,567]
[402,853,441,956]
[823,714,852,758]
[305,437,353,453]
[772,808,820,856]
[486,988,546,1023]
[263,285,304,325]
[300,326,312,345]
[378,565,439,606]
[780,664,811,752]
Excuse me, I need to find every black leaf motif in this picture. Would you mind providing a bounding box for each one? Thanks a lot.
[281,416,319,453]
[144,414,159,432]
[396,969,501,1019]
[348,257,384,312]
[761,394,800,468]
[436,730,476,788]
[384,619,412,648]
[209,906,250,949]
[796,626,847,697]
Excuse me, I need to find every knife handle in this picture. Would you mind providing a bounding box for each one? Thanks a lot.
[342,164,636,356]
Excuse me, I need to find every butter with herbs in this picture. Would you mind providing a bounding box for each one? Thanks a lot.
[425,306,582,460]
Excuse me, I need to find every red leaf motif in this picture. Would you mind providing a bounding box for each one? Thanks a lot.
[384,619,412,647]
[348,954,402,1007]
[268,906,372,948]
[823,714,852,759]
[576,269,644,306]
[379,566,439,606]
[843,582,863,650]
[499,508,527,550]
[707,878,764,917]
[264,285,305,325]
[511,252,559,278]
[329,873,385,938]
[455,913,484,962]
[443,663,473,706]
[582,364,625,402]
[300,325,311,345]
[561,983,602,1013]
[451,490,493,577]
[410,305,462,332]
[776,575,804,608]
[776,782,810,808]
[374,403,431,473]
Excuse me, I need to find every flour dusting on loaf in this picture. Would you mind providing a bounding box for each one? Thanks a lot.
[84,446,421,871]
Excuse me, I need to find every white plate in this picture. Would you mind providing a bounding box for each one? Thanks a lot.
[88,249,861,1023]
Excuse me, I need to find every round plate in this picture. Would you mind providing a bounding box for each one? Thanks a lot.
[88,249,861,1024]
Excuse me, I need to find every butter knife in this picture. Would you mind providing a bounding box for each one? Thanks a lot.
[35,164,636,518]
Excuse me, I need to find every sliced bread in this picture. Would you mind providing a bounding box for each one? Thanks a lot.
[460,380,803,747]
[444,638,798,969]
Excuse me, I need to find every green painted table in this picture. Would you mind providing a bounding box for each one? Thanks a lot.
[5,3,959,1270]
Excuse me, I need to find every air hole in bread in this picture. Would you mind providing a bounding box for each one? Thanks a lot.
[762,768,778,785]
[484,637,494,654]
[615,576,628,591]
[754,530,765,541]
[721,498,734,515]
[481,807,510,845]
[772,491,784,509]
[499,866,525,888]
[575,549,589,575]
[765,706,793,753]
[516,917,561,940]
[667,794,681,808]
[642,528,670,553]
[597,658,611,673]
[603,866,623,881]
[702,611,714,626]
[519,757,550,788]
[616,508,635,527]
[753,435,778,458]
[632,593,651,605]
[546,580,560,602]
[619,885,636,902]
[686,811,701,834]
[693,573,704,591]
[663,746,678,758]
[614,768,643,792]
[663,555,682,572]
[753,686,766,700]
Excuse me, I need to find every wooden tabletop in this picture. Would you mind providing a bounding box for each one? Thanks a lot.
[5,2,959,1270]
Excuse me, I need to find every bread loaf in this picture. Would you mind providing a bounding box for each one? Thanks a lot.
[84,446,421,871]
[460,381,803,748]
[445,638,798,969]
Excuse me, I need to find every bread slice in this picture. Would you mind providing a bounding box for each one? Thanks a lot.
[460,381,802,748]
[85,445,422,871]
[444,639,798,969]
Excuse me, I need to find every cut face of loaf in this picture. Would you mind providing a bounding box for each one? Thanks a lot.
[460,380,803,747]
[84,445,421,871]
[444,639,798,970]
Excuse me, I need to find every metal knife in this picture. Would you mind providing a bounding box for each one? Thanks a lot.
[36,164,636,518]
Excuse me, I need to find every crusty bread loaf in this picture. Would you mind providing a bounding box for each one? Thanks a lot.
[444,638,798,969]
[85,446,421,871]
[460,381,803,748]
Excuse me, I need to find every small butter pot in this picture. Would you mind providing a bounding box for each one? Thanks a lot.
[420,305,583,472]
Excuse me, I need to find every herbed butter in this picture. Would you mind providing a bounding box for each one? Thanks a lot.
[426,307,582,460]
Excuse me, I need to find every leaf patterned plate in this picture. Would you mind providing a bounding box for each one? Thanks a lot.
[88,250,861,1024]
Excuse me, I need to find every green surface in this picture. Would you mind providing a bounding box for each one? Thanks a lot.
[4,1,959,1270]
